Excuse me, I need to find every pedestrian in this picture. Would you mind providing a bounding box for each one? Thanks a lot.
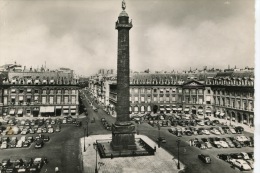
[44,158,48,164]
[189,140,192,146]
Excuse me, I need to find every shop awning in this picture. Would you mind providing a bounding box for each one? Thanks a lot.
[206,110,211,113]
[17,109,23,114]
[9,110,15,114]
[11,96,15,99]
[45,107,55,112]
[11,89,16,92]
[198,109,203,112]
[27,89,31,92]
[70,106,76,109]
[184,108,189,112]
[215,112,220,115]
[160,108,165,111]
[63,110,69,113]
[166,108,171,111]
[220,113,225,116]
[177,108,182,111]
[63,106,69,109]
[40,107,46,113]
[71,110,76,113]
[56,106,62,109]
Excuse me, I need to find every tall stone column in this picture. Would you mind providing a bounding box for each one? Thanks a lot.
[111,0,136,151]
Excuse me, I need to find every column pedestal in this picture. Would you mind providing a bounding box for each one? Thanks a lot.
[111,121,136,150]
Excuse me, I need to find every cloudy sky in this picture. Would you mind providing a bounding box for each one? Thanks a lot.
[0,0,255,76]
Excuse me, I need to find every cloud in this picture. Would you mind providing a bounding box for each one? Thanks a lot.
[0,0,255,75]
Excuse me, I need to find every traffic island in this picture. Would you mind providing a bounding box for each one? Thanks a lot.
[97,138,155,158]
[80,134,184,173]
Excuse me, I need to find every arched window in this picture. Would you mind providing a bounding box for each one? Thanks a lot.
[141,106,145,113]
[134,106,139,114]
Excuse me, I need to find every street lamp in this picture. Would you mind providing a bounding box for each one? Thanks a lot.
[157,122,161,148]
[83,127,86,152]
[93,141,98,173]
[86,119,89,137]
[176,138,180,170]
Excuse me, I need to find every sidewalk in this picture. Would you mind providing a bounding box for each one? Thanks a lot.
[80,134,184,173]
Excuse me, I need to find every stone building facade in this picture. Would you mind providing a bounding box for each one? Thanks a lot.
[0,70,79,117]
[88,69,254,127]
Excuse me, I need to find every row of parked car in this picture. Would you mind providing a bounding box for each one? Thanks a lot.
[217,152,254,171]
[100,118,112,131]
[1,116,82,136]
[191,135,253,150]
[168,125,244,137]
[0,134,50,149]
[0,157,47,173]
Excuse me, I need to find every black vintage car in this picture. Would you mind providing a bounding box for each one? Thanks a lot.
[198,154,211,164]
[217,154,231,162]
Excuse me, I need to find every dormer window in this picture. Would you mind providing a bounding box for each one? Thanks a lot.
[12,79,16,84]
[35,79,40,85]
[50,79,54,84]
[27,79,32,85]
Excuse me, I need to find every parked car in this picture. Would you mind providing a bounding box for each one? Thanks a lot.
[1,159,11,168]
[212,141,222,148]
[235,126,244,134]
[21,129,29,135]
[33,158,43,169]
[197,142,207,149]
[247,152,254,160]
[218,141,229,148]
[241,152,250,160]
[217,154,231,162]
[232,159,251,171]
[35,139,44,149]
[43,135,50,142]
[36,128,42,134]
[212,120,220,124]
[205,142,212,149]
[16,140,23,148]
[246,159,254,169]
[157,137,166,143]
[55,126,61,132]
[229,127,237,134]
[198,154,211,164]
[230,153,243,159]
[13,159,23,169]
[210,129,221,135]
[27,136,34,143]
[48,128,54,133]
[1,141,8,149]
[23,140,31,147]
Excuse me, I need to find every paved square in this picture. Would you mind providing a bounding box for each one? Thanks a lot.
[80,134,184,173]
